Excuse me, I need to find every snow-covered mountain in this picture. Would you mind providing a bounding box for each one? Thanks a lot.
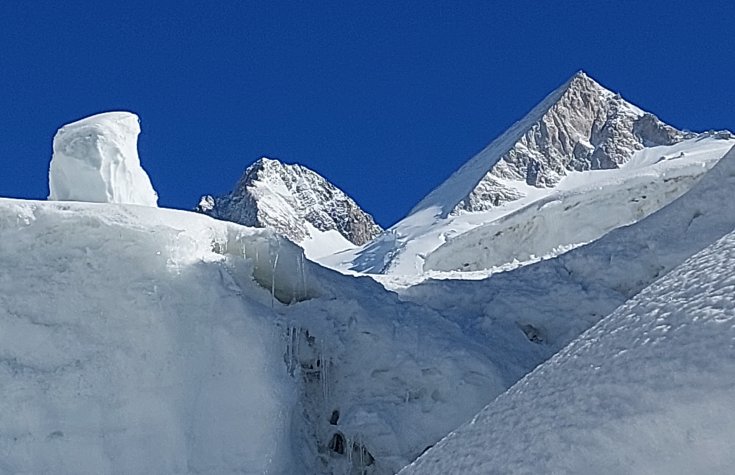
[326,72,735,276]
[415,71,687,216]
[4,79,735,475]
[197,157,382,259]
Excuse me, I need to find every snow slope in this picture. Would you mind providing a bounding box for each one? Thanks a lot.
[48,112,158,207]
[198,157,382,260]
[402,225,735,474]
[326,72,734,276]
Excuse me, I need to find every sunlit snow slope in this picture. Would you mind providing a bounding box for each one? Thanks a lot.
[402,224,735,474]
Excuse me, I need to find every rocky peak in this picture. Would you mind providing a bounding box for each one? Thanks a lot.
[198,157,382,246]
[413,71,689,216]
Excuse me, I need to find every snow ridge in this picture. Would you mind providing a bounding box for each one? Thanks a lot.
[198,158,382,247]
[413,71,686,217]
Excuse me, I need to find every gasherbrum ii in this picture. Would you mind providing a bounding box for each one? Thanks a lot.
[48,111,158,207]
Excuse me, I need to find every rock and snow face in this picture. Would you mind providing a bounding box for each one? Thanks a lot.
[328,72,735,275]
[402,227,735,474]
[198,157,382,259]
[48,112,158,207]
[414,71,686,216]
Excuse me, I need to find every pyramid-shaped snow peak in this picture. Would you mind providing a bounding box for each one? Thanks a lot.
[413,71,686,217]
[198,158,382,249]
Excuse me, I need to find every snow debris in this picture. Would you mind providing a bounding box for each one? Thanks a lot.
[48,111,158,206]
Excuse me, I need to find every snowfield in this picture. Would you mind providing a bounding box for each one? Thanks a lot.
[402,222,735,474]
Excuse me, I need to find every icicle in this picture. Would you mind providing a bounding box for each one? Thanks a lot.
[299,252,307,301]
[320,339,330,406]
[270,239,280,308]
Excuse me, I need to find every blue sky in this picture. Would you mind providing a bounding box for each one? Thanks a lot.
[1,1,733,226]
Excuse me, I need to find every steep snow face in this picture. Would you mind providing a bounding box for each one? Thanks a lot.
[48,112,158,207]
[402,227,735,474]
[414,71,684,216]
[199,157,382,258]
[422,136,734,273]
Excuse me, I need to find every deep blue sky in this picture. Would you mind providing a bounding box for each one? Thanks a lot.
[1,1,733,227]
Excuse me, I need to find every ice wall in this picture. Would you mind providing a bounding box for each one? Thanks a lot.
[48,111,158,206]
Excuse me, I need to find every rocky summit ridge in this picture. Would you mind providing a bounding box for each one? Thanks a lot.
[198,157,382,247]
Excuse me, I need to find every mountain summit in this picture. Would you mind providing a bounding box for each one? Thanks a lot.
[413,71,687,217]
[328,71,734,275]
[198,158,382,255]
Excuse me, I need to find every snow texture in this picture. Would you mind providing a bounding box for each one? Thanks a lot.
[402,225,735,474]
[48,112,158,207]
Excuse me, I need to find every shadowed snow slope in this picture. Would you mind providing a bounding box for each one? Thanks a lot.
[48,112,158,207]
[0,199,511,474]
[402,226,735,474]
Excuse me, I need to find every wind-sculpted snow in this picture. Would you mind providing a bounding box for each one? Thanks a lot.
[199,157,382,259]
[48,112,158,206]
[402,226,735,474]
